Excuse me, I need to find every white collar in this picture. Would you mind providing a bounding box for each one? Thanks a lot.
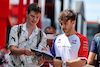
[22,23,39,34]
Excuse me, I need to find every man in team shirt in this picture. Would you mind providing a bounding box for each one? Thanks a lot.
[51,9,89,67]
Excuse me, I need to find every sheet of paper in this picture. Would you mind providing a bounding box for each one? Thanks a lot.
[31,48,54,60]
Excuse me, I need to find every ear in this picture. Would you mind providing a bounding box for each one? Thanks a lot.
[72,21,75,25]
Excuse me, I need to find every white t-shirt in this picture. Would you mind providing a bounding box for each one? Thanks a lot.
[51,33,88,67]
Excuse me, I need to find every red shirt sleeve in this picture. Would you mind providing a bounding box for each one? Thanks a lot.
[76,33,89,60]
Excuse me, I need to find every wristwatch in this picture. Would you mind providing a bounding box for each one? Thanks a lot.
[62,61,66,67]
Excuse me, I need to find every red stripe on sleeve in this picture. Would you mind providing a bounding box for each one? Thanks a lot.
[76,33,89,59]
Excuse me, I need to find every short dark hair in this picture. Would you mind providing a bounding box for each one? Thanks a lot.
[44,26,56,33]
[27,3,41,14]
[58,9,77,22]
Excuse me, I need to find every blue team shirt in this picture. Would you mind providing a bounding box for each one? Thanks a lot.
[51,35,59,57]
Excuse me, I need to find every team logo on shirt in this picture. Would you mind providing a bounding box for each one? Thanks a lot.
[57,39,61,43]
[57,45,72,48]
[71,39,77,44]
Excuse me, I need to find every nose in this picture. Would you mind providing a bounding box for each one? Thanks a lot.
[33,17,37,21]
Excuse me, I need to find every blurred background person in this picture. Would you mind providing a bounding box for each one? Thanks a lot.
[44,26,56,51]
[0,44,10,67]
[87,33,100,67]
[41,26,56,67]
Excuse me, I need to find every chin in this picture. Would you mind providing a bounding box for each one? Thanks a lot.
[63,30,66,33]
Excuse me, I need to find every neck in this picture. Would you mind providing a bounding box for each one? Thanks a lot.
[26,22,36,31]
